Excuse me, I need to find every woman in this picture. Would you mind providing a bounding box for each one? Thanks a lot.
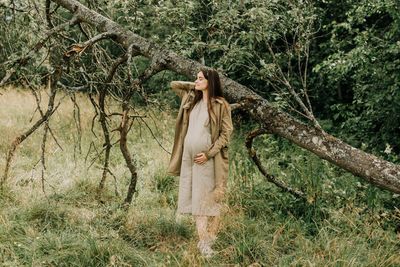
[167,68,233,257]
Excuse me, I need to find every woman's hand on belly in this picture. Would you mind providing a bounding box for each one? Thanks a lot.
[194,152,208,165]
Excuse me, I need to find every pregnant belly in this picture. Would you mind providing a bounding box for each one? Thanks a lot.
[184,131,212,152]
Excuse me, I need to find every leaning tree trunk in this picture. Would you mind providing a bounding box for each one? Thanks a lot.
[51,0,400,194]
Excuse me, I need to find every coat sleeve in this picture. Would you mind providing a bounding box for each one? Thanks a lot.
[205,102,233,159]
[170,81,195,98]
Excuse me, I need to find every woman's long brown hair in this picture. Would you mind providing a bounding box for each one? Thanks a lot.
[192,68,224,124]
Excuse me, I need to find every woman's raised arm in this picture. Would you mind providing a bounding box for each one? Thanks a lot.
[170,81,195,98]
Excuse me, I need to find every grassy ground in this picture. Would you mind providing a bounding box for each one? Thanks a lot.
[0,87,399,266]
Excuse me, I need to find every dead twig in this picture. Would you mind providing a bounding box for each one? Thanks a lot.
[88,93,99,138]
[1,66,62,187]
[41,121,49,197]
[137,116,171,155]
[120,59,165,206]
[97,53,130,193]
[265,41,322,131]
[70,93,82,161]
[108,168,119,197]
[0,68,16,87]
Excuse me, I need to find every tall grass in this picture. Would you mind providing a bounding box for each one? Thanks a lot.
[0,87,399,266]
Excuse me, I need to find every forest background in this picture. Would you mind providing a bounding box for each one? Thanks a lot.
[0,0,399,266]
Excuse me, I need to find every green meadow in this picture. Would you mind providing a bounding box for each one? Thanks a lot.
[0,88,399,266]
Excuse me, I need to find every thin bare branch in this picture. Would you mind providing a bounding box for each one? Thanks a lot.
[70,94,82,163]
[138,116,171,155]
[64,32,117,59]
[88,93,99,138]
[57,82,89,92]
[266,42,322,130]
[29,85,63,151]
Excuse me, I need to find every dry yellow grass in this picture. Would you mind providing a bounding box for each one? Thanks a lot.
[0,86,174,206]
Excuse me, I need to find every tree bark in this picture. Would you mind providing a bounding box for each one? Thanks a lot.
[51,0,400,194]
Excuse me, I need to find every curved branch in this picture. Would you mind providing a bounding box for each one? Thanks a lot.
[119,101,138,206]
[245,128,306,200]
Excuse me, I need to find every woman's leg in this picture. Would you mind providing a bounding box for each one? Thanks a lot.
[194,215,209,241]
[194,215,215,257]
[194,215,220,241]
[207,215,220,243]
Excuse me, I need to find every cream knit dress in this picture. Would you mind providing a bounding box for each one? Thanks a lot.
[177,99,220,216]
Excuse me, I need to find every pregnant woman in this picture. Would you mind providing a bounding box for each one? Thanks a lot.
[168,68,233,257]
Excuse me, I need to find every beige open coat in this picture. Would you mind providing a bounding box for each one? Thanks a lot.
[167,81,233,191]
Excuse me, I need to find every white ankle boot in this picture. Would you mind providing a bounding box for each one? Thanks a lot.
[197,240,215,258]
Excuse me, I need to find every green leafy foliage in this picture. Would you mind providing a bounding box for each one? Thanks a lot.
[312,0,400,158]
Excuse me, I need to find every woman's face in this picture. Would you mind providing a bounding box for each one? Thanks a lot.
[194,71,208,91]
